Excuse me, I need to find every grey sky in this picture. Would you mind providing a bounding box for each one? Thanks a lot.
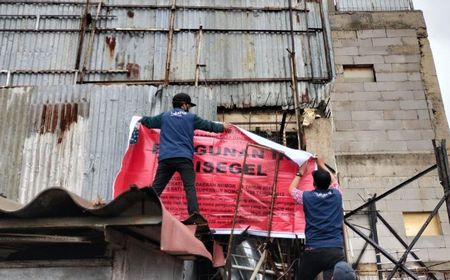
[413,0,450,125]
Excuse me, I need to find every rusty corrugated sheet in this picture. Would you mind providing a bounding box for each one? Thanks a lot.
[0,186,212,260]
[0,84,217,204]
[0,0,332,106]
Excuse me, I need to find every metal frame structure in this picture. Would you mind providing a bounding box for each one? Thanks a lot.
[225,143,287,280]
[345,139,450,280]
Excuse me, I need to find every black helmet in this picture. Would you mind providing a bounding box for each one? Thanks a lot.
[172,93,196,107]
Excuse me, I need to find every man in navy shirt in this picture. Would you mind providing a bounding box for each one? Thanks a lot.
[140,93,231,216]
[289,158,345,280]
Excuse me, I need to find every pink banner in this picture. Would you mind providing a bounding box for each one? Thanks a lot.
[114,124,314,238]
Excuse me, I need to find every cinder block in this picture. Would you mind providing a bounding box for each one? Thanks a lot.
[387,130,422,141]
[373,63,392,73]
[384,110,419,120]
[417,176,440,189]
[381,91,415,101]
[334,38,373,47]
[388,199,424,211]
[414,90,427,100]
[372,37,402,46]
[371,140,408,152]
[333,131,356,141]
[407,72,422,81]
[421,129,435,139]
[426,248,450,262]
[355,131,388,141]
[400,100,428,110]
[401,36,418,45]
[418,187,439,200]
[384,55,421,63]
[334,55,354,65]
[365,100,400,110]
[417,110,431,120]
[334,47,359,56]
[406,140,433,151]
[349,101,370,111]
[376,73,408,82]
[351,111,383,121]
[357,29,387,39]
[352,120,403,130]
[353,55,384,64]
[402,120,432,130]
[412,236,445,249]
[386,45,420,55]
[348,91,382,101]
[330,92,349,101]
[334,120,352,131]
[392,63,421,72]
[332,30,357,39]
[333,111,351,121]
[333,82,364,92]
[364,81,423,91]
[358,46,389,55]
[331,101,352,111]
[386,29,417,38]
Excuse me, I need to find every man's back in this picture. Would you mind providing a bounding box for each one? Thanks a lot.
[303,187,343,249]
[159,108,195,161]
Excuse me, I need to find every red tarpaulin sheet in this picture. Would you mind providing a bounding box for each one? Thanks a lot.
[114,119,314,238]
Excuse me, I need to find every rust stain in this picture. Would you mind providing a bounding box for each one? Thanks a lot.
[301,88,310,103]
[105,36,116,58]
[38,103,79,144]
[126,63,140,79]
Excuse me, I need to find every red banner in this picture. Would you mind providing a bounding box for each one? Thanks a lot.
[114,123,314,238]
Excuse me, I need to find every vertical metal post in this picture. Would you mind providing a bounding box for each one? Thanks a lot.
[194,26,203,86]
[164,0,176,85]
[267,152,281,237]
[368,197,383,280]
[287,0,303,150]
[225,144,250,280]
[74,0,90,71]
[80,2,102,83]
[318,0,333,81]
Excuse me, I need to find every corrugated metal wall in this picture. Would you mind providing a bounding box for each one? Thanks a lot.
[0,0,333,202]
[0,84,217,203]
[0,0,333,108]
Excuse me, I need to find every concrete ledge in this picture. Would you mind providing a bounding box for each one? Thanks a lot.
[330,11,427,36]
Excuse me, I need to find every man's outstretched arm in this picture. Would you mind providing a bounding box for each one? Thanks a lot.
[194,115,232,132]
[139,114,163,129]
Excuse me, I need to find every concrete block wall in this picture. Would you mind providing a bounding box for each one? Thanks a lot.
[331,26,436,155]
[329,10,450,274]
[338,154,450,265]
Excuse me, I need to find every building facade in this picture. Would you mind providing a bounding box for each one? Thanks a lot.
[0,0,449,278]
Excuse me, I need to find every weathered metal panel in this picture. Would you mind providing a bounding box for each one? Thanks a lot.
[82,32,168,82]
[0,87,32,200]
[336,0,413,11]
[171,32,328,80]
[0,0,332,105]
[215,81,330,108]
[0,31,79,70]
[0,84,217,203]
